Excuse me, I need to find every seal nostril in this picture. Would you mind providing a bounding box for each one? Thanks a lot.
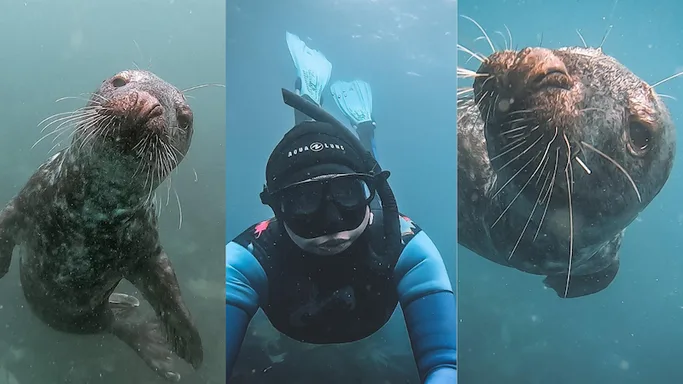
[532,69,569,90]
[533,70,566,84]
[149,104,163,119]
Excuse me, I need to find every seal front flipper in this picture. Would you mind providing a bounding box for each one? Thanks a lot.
[0,199,22,278]
[111,314,182,382]
[127,248,203,369]
[543,258,620,298]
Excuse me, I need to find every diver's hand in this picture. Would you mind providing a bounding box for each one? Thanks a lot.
[424,367,457,384]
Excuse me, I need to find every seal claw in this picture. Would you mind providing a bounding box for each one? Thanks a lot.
[108,293,141,307]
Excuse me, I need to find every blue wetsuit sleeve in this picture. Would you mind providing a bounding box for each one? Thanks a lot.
[394,231,457,384]
[225,241,268,380]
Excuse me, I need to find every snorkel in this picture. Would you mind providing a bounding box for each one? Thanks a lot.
[280,88,401,260]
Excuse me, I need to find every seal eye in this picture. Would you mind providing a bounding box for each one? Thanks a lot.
[177,106,193,129]
[628,121,652,154]
[112,77,127,88]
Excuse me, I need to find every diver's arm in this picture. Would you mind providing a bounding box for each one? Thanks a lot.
[225,241,268,380]
[394,230,457,384]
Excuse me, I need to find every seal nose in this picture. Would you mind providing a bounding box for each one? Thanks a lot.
[516,48,571,90]
[134,91,164,124]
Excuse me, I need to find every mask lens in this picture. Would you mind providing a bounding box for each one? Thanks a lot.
[330,177,372,209]
[279,182,324,216]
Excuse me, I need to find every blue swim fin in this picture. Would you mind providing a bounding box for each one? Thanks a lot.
[286,32,332,106]
[331,80,373,126]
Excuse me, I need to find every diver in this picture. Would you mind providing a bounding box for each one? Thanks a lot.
[225,32,457,384]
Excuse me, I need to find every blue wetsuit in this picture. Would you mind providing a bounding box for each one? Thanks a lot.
[225,207,457,383]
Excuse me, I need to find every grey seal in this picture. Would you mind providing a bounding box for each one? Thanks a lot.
[0,69,203,380]
[457,42,676,298]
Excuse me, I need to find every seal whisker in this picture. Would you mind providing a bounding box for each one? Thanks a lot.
[507,127,559,259]
[165,176,173,207]
[132,39,154,71]
[38,108,94,130]
[506,116,535,126]
[535,150,552,187]
[87,93,110,103]
[490,137,527,161]
[504,24,513,51]
[457,66,486,78]
[457,87,474,98]
[574,156,592,174]
[493,30,509,51]
[32,111,100,150]
[650,71,683,89]
[47,142,63,155]
[54,111,103,139]
[563,133,575,298]
[53,115,105,150]
[497,134,544,171]
[575,30,588,48]
[500,124,532,137]
[491,149,543,203]
[54,96,102,105]
[580,141,642,202]
[77,116,110,152]
[498,131,530,151]
[460,15,497,53]
[509,109,536,116]
[181,83,226,94]
[39,108,100,133]
[174,188,183,230]
[657,94,676,101]
[457,44,487,65]
[598,24,613,51]
[491,151,543,228]
[534,147,560,241]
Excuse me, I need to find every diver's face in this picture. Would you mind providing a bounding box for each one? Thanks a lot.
[271,173,375,255]
[284,206,372,256]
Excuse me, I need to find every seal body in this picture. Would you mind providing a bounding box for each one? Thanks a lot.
[0,70,202,381]
[457,47,675,298]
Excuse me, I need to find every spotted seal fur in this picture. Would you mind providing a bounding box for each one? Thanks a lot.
[457,35,676,298]
[0,70,202,380]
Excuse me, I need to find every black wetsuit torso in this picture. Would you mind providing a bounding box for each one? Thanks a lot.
[232,205,421,344]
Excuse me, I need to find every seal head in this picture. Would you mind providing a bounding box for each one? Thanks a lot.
[458,46,675,298]
[65,69,194,203]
